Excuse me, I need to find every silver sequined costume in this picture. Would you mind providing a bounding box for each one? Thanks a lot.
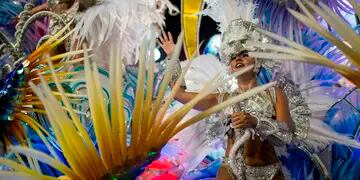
[218,87,289,179]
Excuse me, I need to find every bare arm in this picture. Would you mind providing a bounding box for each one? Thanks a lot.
[173,86,220,111]
[31,3,49,14]
[275,87,292,129]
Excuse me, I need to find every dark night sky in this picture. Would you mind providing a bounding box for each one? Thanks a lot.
[162,0,219,60]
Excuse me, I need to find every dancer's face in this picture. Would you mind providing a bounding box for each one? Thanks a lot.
[229,51,256,73]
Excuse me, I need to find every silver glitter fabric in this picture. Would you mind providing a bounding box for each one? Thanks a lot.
[220,19,273,64]
[219,88,284,179]
[219,18,281,73]
[205,113,225,145]
[170,59,182,84]
[223,156,281,180]
[245,163,281,180]
[219,88,276,140]
[220,19,261,65]
[276,76,311,140]
[257,117,293,146]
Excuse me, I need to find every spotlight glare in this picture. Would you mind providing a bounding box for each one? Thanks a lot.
[204,34,221,56]
[154,48,161,61]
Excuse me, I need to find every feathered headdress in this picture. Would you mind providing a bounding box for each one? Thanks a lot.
[201,0,278,70]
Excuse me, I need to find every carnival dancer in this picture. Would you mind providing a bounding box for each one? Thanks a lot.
[169,26,291,180]
[166,0,360,179]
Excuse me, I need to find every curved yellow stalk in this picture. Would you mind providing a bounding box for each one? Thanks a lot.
[0,158,37,174]
[139,29,156,153]
[147,32,185,137]
[0,171,56,180]
[114,41,127,164]
[9,146,79,179]
[129,40,147,159]
[14,113,60,161]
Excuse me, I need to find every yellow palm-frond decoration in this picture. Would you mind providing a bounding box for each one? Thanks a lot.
[247,0,360,87]
[0,29,275,179]
[1,21,88,159]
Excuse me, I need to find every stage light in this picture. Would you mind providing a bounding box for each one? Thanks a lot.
[154,48,161,61]
[203,34,221,56]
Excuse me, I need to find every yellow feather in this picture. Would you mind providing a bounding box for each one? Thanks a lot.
[0,158,37,174]
[10,146,78,179]
[0,171,57,180]
[129,40,147,158]
[139,29,156,153]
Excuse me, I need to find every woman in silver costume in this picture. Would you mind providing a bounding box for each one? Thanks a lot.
[162,18,292,179]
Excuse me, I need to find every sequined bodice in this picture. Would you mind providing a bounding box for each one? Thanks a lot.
[221,88,276,133]
[234,89,275,119]
[220,88,279,179]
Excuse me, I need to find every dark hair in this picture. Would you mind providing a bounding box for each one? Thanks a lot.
[78,0,97,11]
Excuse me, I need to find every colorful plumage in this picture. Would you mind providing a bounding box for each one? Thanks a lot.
[0,27,275,179]
[0,22,87,153]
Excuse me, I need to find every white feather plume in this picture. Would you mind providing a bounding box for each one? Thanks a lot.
[201,0,257,33]
[71,0,179,66]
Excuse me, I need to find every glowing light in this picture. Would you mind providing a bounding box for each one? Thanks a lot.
[154,48,161,61]
[203,34,221,56]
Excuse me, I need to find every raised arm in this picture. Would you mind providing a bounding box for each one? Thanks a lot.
[172,85,220,111]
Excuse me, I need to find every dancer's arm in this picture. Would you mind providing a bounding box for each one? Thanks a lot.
[256,87,293,145]
[162,31,221,111]
[31,3,49,13]
[274,87,292,129]
[172,84,220,111]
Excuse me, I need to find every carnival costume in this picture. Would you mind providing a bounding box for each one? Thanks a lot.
[0,0,280,178]
[0,0,359,179]
[167,0,360,179]
[135,1,360,179]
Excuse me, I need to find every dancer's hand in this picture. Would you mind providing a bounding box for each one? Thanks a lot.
[159,31,175,56]
[231,112,257,129]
